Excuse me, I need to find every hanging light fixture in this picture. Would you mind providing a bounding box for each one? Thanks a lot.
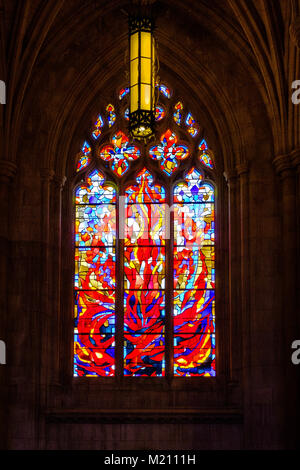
[129,11,156,140]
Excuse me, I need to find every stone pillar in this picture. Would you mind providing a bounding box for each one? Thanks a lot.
[291,149,300,448]
[291,149,300,309]
[236,163,251,439]
[50,175,66,386]
[236,162,250,371]
[224,169,241,383]
[0,160,17,450]
[59,178,74,386]
[36,168,54,448]
[273,154,299,449]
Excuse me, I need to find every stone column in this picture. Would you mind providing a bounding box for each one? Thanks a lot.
[224,169,241,383]
[0,160,17,450]
[236,162,250,370]
[291,149,300,309]
[291,149,300,447]
[36,168,54,448]
[59,178,74,386]
[273,154,299,449]
[50,175,66,386]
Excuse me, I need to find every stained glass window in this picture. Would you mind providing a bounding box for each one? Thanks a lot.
[158,83,171,99]
[119,87,129,100]
[173,169,215,376]
[77,141,92,172]
[74,170,116,376]
[124,108,130,121]
[174,102,184,125]
[99,130,140,177]
[155,105,165,122]
[185,113,199,137]
[74,85,216,379]
[92,115,104,140]
[106,104,116,128]
[124,169,166,376]
[199,139,208,151]
[199,140,214,169]
[199,152,214,169]
[149,129,189,175]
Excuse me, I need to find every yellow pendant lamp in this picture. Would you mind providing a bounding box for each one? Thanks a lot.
[129,15,156,140]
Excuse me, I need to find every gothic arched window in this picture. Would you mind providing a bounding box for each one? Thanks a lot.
[74,84,216,378]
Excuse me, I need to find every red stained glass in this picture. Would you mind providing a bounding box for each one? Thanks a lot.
[119,87,129,100]
[125,169,165,204]
[173,168,215,377]
[198,139,214,169]
[99,131,140,177]
[74,290,115,377]
[74,170,116,377]
[199,139,208,151]
[92,115,104,140]
[77,141,92,172]
[149,129,189,176]
[124,169,166,376]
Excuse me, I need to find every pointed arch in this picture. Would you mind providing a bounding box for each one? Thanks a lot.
[73,83,216,378]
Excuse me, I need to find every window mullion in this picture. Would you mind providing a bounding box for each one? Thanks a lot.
[115,185,124,381]
[165,186,174,380]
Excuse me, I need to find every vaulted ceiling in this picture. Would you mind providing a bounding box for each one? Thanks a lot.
[0,0,299,176]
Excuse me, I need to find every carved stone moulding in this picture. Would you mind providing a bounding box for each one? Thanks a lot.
[0,159,17,183]
[53,174,67,190]
[273,150,300,177]
[45,408,243,425]
[236,161,249,177]
[224,161,249,187]
[40,168,55,182]
[39,168,67,189]
[223,168,238,187]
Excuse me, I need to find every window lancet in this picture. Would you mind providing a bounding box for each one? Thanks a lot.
[74,84,216,378]
[173,169,215,376]
[124,169,166,376]
[74,170,116,377]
